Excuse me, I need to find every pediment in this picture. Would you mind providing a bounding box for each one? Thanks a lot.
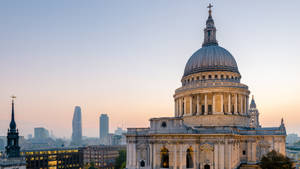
[200,143,214,152]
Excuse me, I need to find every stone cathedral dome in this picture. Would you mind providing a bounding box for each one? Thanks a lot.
[183,7,239,78]
[183,45,239,77]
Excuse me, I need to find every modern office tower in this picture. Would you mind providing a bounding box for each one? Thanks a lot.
[99,114,109,139]
[34,127,49,140]
[72,106,82,145]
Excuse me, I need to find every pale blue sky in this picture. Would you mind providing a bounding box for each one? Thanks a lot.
[0,1,299,138]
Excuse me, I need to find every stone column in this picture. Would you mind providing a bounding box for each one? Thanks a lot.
[252,142,257,163]
[190,96,193,115]
[175,99,177,117]
[212,93,215,113]
[197,95,200,115]
[235,94,238,114]
[219,142,225,169]
[129,143,132,166]
[149,143,153,168]
[224,141,229,169]
[228,142,232,169]
[184,97,186,116]
[214,143,219,169]
[153,144,156,169]
[196,144,200,169]
[180,144,183,169]
[193,145,196,169]
[228,94,231,114]
[240,95,243,114]
[174,144,177,169]
[133,144,136,168]
[245,96,248,115]
[247,141,252,163]
[205,94,208,115]
[178,99,181,116]
[246,96,249,114]
[126,143,130,167]
[221,93,224,113]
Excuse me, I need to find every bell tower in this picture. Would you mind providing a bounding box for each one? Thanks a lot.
[5,96,20,158]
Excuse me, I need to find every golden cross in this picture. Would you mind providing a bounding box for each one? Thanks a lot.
[207,3,213,10]
[11,95,16,100]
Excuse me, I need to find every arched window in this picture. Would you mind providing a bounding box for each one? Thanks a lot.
[204,164,210,169]
[186,147,194,168]
[140,160,145,167]
[160,147,169,168]
[161,121,167,128]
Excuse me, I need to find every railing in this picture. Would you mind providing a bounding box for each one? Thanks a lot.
[127,128,149,135]
[176,80,248,93]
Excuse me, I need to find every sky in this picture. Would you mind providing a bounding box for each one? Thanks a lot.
[0,0,300,138]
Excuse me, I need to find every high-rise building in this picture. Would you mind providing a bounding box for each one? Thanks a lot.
[72,106,82,145]
[99,114,109,139]
[34,127,49,140]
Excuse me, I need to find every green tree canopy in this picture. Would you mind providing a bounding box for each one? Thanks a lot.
[294,140,300,146]
[260,150,294,169]
[115,149,126,169]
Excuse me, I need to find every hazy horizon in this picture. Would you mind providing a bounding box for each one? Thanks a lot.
[1,0,300,138]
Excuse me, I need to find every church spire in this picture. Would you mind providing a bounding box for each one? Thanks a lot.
[9,95,17,132]
[6,95,20,158]
[202,3,218,47]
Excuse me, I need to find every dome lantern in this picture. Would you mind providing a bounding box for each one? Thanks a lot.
[202,3,218,47]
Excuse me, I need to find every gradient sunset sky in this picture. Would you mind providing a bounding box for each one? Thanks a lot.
[0,0,300,138]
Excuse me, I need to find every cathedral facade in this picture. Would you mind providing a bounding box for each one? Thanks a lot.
[126,6,286,169]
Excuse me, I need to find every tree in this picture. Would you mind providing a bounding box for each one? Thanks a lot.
[88,162,97,169]
[294,140,300,146]
[260,150,294,169]
[115,149,126,169]
[84,162,96,169]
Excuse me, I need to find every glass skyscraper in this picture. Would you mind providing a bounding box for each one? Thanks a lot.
[72,106,82,145]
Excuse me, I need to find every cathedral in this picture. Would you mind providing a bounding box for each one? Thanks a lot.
[126,5,286,169]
